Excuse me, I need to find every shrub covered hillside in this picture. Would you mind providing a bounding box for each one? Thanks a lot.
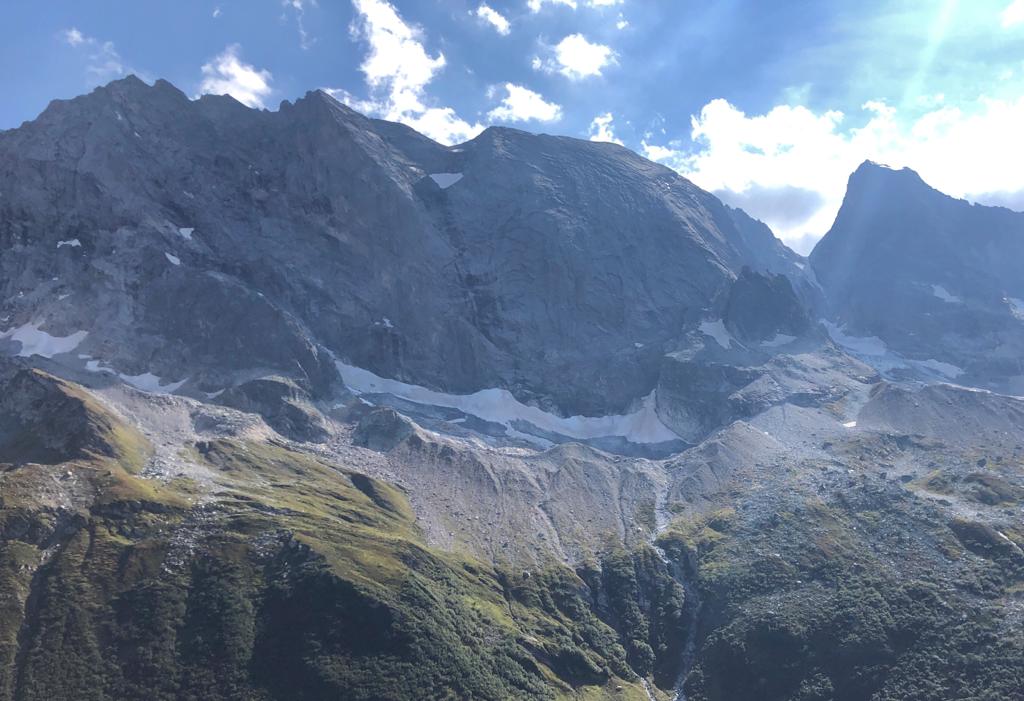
[0,369,687,701]
[657,448,1024,701]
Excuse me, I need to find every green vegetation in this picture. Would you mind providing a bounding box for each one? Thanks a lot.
[657,486,1024,701]
[0,375,684,701]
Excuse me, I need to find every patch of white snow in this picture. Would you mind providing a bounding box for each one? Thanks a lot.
[0,322,87,358]
[917,358,964,379]
[165,252,181,266]
[334,360,680,444]
[119,372,188,394]
[429,172,464,189]
[178,227,194,240]
[699,319,734,349]
[761,333,797,348]
[842,420,857,428]
[57,239,81,249]
[931,285,962,304]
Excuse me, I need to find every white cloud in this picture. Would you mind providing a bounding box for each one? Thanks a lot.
[651,96,1024,250]
[61,28,128,83]
[528,0,577,11]
[616,16,629,29]
[213,6,222,18]
[641,140,679,162]
[587,112,623,144]
[536,34,616,79]
[488,83,562,123]
[1002,0,1024,27]
[343,0,484,144]
[199,44,273,108]
[283,0,317,49]
[63,28,85,46]
[475,4,511,35]
[528,0,620,9]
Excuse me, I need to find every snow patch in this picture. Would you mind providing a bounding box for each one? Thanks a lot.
[0,322,87,358]
[178,227,194,240]
[917,358,964,379]
[376,317,394,329]
[842,420,857,428]
[761,333,796,348]
[931,285,962,304]
[334,360,680,444]
[120,372,188,394]
[429,172,464,189]
[699,319,734,349]
[83,358,187,394]
[824,322,889,356]
[165,252,181,266]
[57,239,81,249]
[824,321,964,379]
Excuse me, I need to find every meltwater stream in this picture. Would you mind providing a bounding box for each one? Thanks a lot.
[646,496,703,701]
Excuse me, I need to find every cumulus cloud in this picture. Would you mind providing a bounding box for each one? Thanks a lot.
[199,44,273,108]
[488,83,562,123]
[535,34,616,79]
[641,140,678,162]
[61,28,129,84]
[587,112,623,144]
[642,96,1024,250]
[475,4,510,35]
[1002,0,1024,27]
[340,0,484,144]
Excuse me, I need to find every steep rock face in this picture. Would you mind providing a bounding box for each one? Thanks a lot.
[722,268,810,343]
[809,161,1024,391]
[653,271,850,443]
[0,76,803,416]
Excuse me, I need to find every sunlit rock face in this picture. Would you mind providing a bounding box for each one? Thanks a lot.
[0,76,803,418]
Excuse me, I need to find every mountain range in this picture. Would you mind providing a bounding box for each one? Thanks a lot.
[0,77,1022,701]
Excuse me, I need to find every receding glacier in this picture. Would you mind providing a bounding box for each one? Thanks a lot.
[335,360,680,444]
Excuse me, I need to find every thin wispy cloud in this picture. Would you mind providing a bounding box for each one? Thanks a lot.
[61,27,129,84]
[282,0,317,49]
[527,0,577,11]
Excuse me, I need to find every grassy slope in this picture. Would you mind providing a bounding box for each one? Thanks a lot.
[0,372,681,700]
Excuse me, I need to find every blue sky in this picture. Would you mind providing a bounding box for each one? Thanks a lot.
[4,0,1024,251]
